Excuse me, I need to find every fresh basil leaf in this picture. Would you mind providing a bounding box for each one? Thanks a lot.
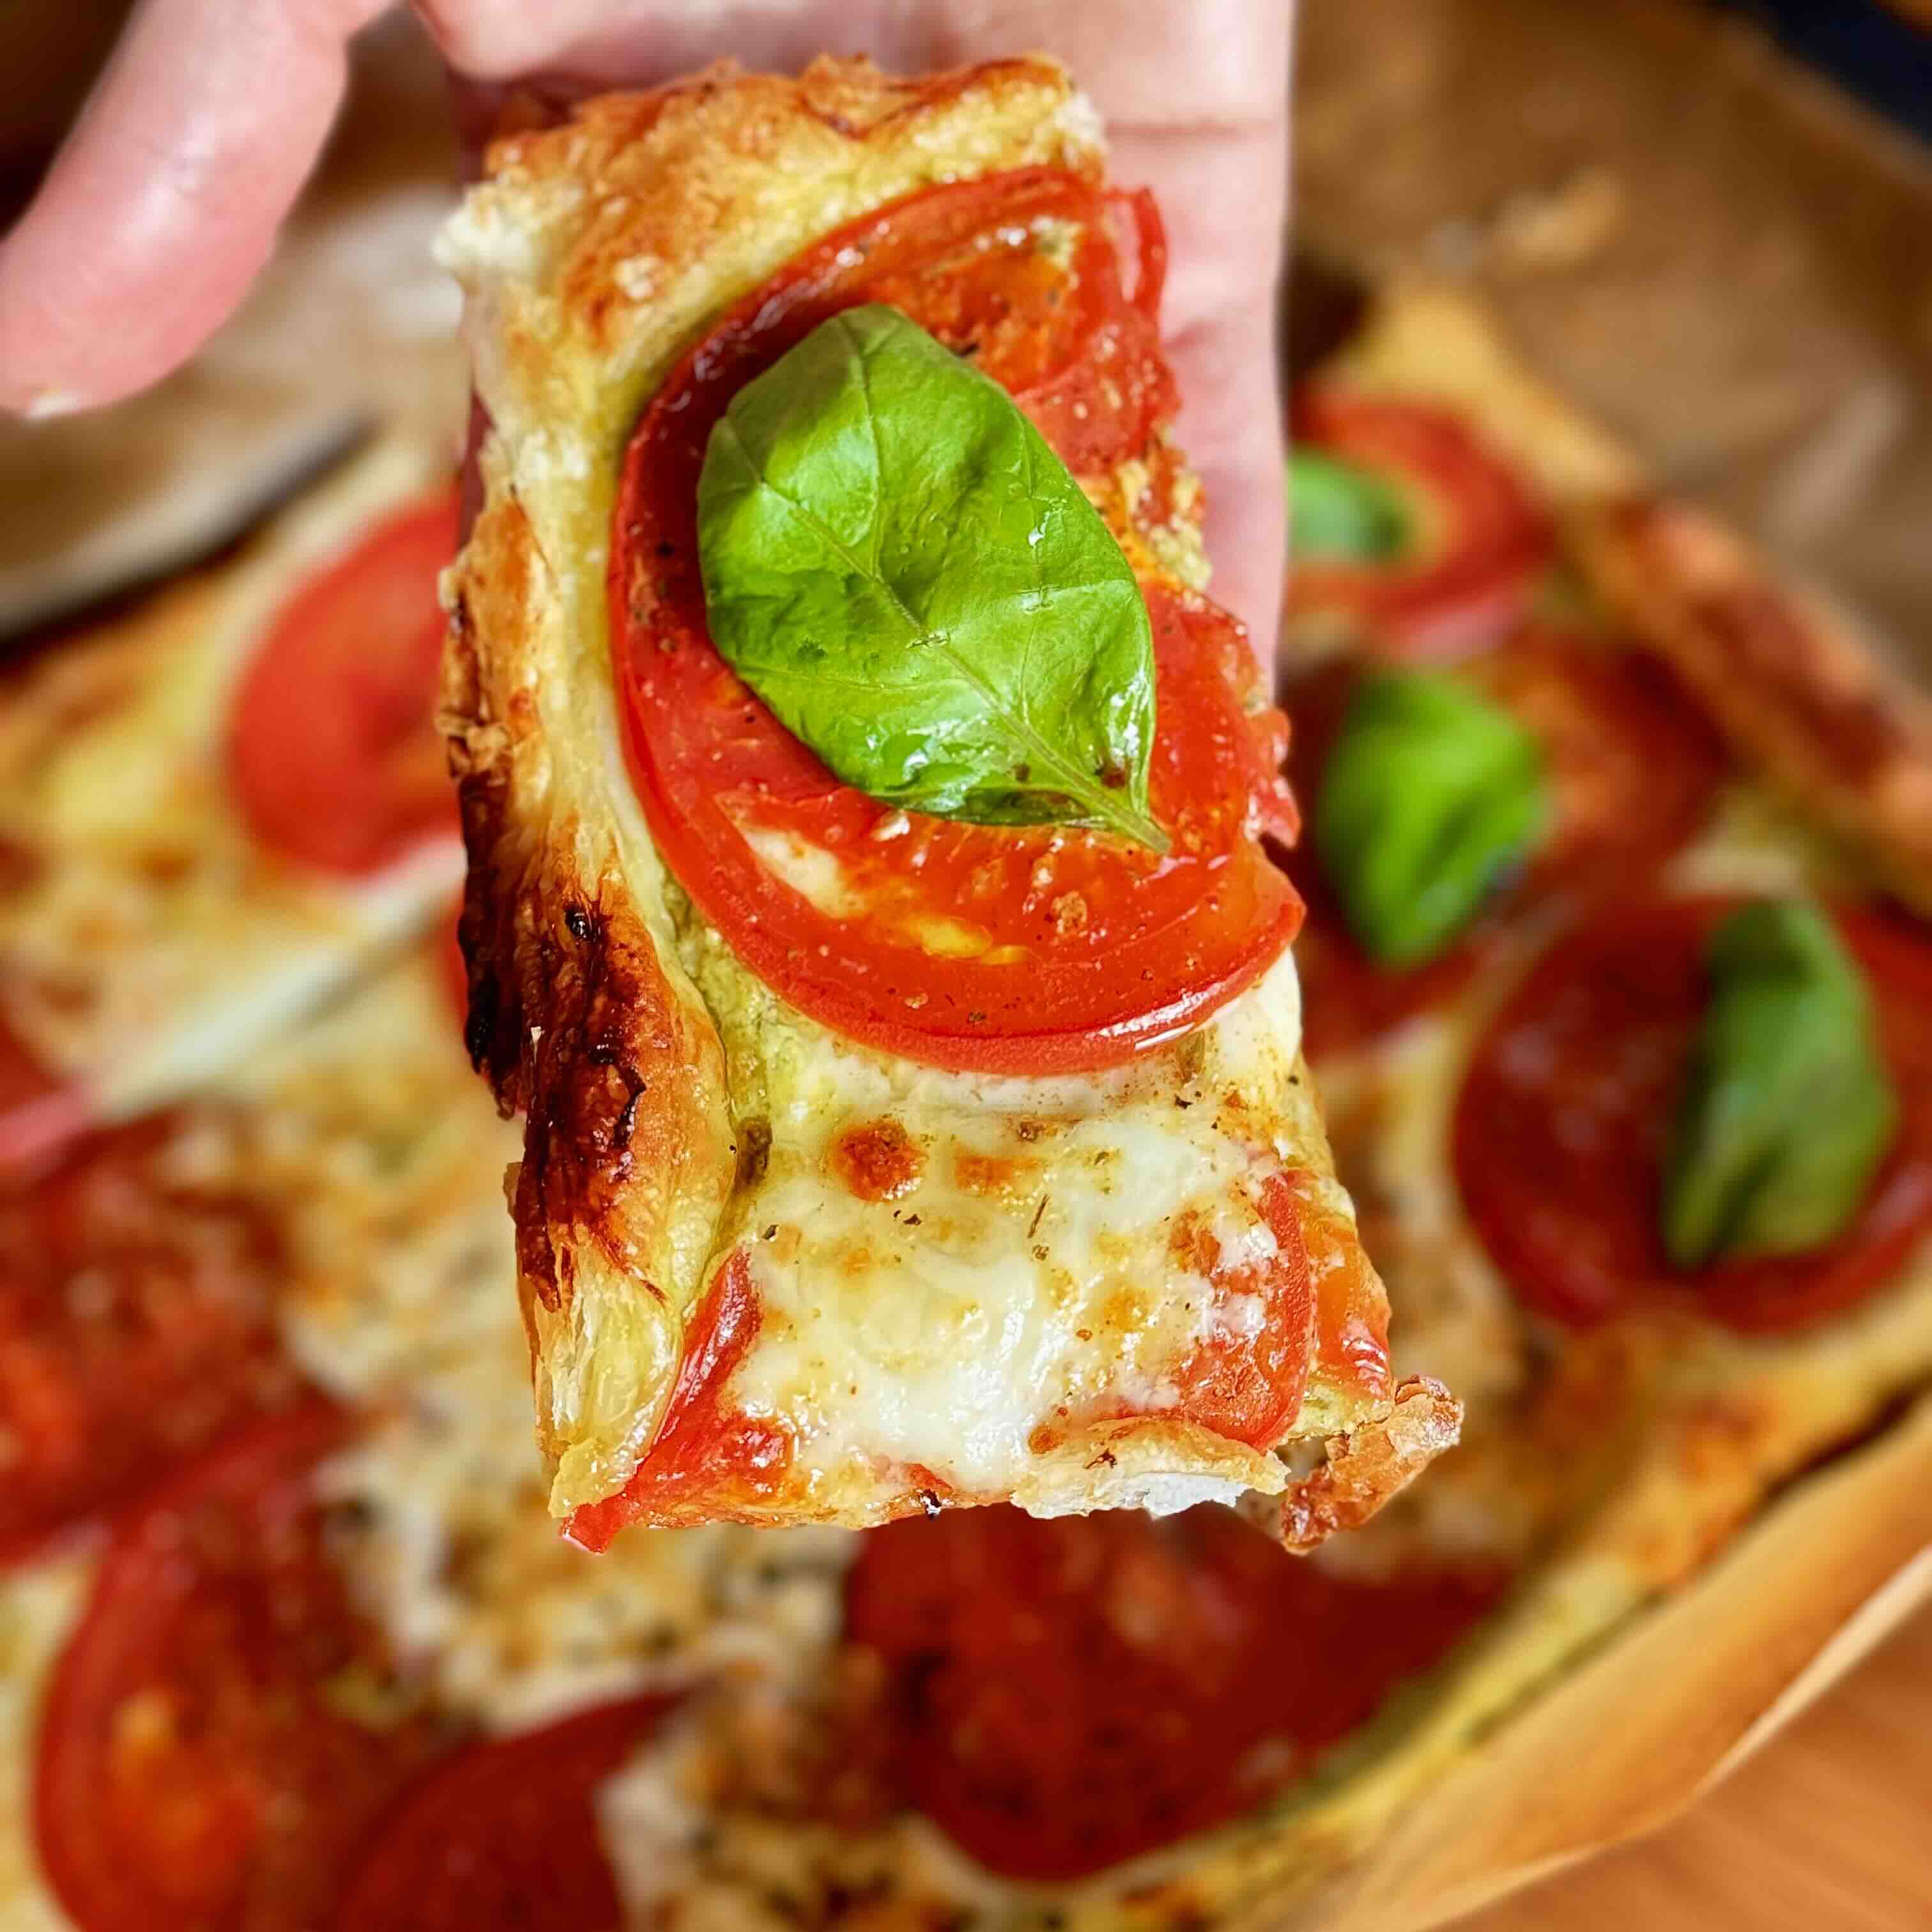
[1287,448,1411,564]
[696,304,1165,852]
[1661,900,1897,1269]
[1314,668,1545,968]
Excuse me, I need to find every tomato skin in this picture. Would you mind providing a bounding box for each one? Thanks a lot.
[1285,391,1551,660]
[0,1114,302,1569]
[610,170,1300,1076]
[565,1252,793,1548]
[845,1504,1504,1882]
[1284,626,1724,1061]
[332,1694,669,1931]
[228,491,459,877]
[1043,1167,1316,1452]
[34,1403,450,1932]
[1454,896,1932,1333]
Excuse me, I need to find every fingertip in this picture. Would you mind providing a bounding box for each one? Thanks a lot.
[0,0,376,414]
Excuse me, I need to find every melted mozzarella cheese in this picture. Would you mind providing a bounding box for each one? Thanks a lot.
[688,936,1318,1506]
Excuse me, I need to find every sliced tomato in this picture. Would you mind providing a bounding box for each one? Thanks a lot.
[228,491,459,876]
[1160,1169,1314,1445]
[1284,625,1725,1060]
[0,1112,302,1568]
[845,1503,1505,1882]
[1156,1163,1392,1437]
[332,1694,667,1931]
[34,1402,451,1932]
[845,176,1174,473]
[610,169,1300,1077]
[565,1252,793,1549]
[1285,390,1551,659]
[1454,896,1932,1333]
[1036,1165,1316,1453]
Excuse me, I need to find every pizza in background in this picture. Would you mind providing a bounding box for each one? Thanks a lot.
[0,440,463,1173]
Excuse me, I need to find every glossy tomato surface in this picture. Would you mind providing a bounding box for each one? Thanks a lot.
[610,170,1301,1075]
[565,1252,794,1549]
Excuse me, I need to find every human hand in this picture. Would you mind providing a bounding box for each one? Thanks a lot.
[0,0,1290,648]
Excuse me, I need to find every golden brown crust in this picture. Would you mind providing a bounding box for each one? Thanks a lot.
[1574,496,1932,914]
[1239,1375,1464,1552]
[441,459,733,1505]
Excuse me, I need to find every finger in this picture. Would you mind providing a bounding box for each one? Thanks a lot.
[1110,116,1287,663]
[1171,298,1285,671]
[0,0,385,416]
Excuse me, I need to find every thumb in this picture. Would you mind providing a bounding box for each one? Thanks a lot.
[0,0,385,416]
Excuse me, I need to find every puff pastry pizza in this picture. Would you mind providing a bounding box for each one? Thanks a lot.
[436,56,1456,1541]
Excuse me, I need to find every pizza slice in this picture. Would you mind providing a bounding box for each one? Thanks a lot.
[436,57,1455,1539]
[0,440,465,1174]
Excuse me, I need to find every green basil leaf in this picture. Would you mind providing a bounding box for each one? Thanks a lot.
[1313,669,1545,968]
[1662,900,1897,1269]
[696,304,1165,852]
[1287,448,1411,564]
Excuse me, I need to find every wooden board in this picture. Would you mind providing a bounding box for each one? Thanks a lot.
[1463,1606,1932,1930]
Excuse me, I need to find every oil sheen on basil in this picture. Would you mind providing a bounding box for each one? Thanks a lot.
[696,304,1165,852]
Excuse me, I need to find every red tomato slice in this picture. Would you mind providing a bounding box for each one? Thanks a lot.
[566,1252,793,1549]
[0,1114,303,1568]
[1286,390,1551,659]
[846,176,1174,473]
[1454,895,1932,1333]
[332,1694,668,1931]
[35,1403,450,1932]
[1034,1165,1315,1453]
[845,1504,1505,1882]
[228,491,459,876]
[1284,625,1724,1060]
[610,170,1300,1076]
